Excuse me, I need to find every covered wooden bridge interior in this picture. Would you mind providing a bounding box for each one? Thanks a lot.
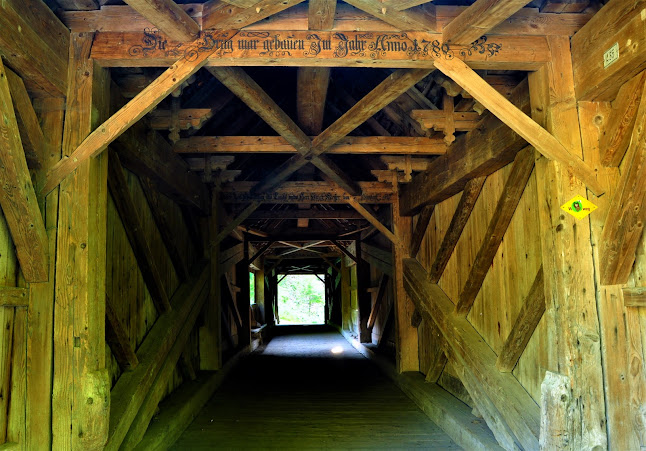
[0,0,645,448]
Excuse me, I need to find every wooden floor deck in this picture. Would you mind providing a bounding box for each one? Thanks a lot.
[171,330,459,450]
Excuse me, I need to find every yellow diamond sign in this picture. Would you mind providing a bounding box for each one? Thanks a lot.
[560,195,597,220]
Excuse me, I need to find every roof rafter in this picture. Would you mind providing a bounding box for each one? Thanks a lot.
[123,0,199,42]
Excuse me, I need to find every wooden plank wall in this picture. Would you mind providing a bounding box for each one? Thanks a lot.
[0,210,24,445]
[105,167,197,398]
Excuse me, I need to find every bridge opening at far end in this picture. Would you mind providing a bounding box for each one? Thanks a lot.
[276,274,326,325]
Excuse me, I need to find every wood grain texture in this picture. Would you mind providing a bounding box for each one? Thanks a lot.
[623,287,646,307]
[403,258,540,450]
[571,0,646,101]
[124,0,200,42]
[434,56,604,196]
[428,176,485,283]
[0,60,48,282]
[442,0,530,45]
[600,71,646,167]
[203,0,306,29]
[43,29,237,196]
[400,80,529,216]
[342,0,436,30]
[599,78,646,285]
[0,288,28,307]
[105,295,139,371]
[496,266,545,372]
[410,205,434,257]
[455,146,534,315]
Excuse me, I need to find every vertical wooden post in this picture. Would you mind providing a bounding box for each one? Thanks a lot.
[393,192,418,373]
[356,239,372,342]
[254,262,265,324]
[528,35,607,449]
[200,189,221,370]
[26,96,64,450]
[236,235,251,347]
[264,271,275,326]
[53,32,110,450]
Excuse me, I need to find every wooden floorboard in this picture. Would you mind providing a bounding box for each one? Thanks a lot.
[172,330,459,449]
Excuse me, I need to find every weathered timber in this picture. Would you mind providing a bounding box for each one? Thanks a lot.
[403,258,540,450]
[347,198,397,244]
[124,0,200,42]
[528,35,607,449]
[599,78,646,285]
[224,273,243,330]
[112,115,209,214]
[367,274,389,330]
[220,181,394,204]
[26,96,64,451]
[342,0,435,30]
[119,278,210,449]
[410,205,434,257]
[134,348,250,450]
[215,202,261,245]
[442,0,530,45]
[42,29,238,196]
[539,372,572,449]
[202,0,306,29]
[108,151,172,312]
[0,60,49,282]
[428,176,486,283]
[455,146,535,315]
[360,242,393,276]
[433,56,604,196]
[0,0,69,96]
[105,295,139,371]
[600,71,646,167]
[411,110,480,134]
[249,210,363,220]
[297,67,330,135]
[106,263,209,450]
[53,33,111,451]
[148,108,213,131]
[571,0,646,101]
[90,31,550,71]
[140,177,190,281]
[495,266,545,372]
[400,79,529,216]
[0,288,28,307]
[175,136,446,155]
[4,68,45,169]
[623,287,646,307]
[342,330,503,450]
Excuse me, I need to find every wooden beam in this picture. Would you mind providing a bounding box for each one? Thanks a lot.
[148,108,213,131]
[220,181,394,204]
[0,0,69,96]
[360,242,393,276]
[249,210,363,220]
[42,29,238,196]
[207,67,310,152]
[496,266,545,372]
[455,146,534,316]
[429,176,485,283]
[0,60,48,282]
[140,177,190,281]
[315,156,363,196]
[53,32,111,450]
[409,205,434,257]
[347,198,397,244]
[342,0,436,31]
[91,30,550,71]
[202,0,306,30]
[331,240,357,263]
[380,0,434,10]
[433,56,604,196]
[0,288,28,307]
[600,71,646,167]
[403,258,540,449]
[108,151,172,312]
[124,0,199,42]
[400,79,529,216]
[4,68,46,170]
[309,0,336,29]
[249,241,274,264]
[119,276,210,450]
[105,295,139,371]
[134,347,250,450]
[411,110,480,133]
[599,79,646,285]
[367,274,388,330]
[215,202,261,245]
[106,264,209,450]
[442,0,530,45]
[571,0,646,101]
[623,287,646,307]
[297,67,330,136]
[175,135,446,155]
[424,323,448,382]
